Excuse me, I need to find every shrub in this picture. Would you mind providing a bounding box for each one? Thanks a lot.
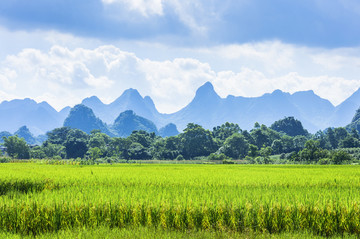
[175,155,184,161]
[208,153,229,161]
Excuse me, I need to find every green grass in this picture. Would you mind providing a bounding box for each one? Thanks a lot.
[0,163,360,237]
[2,226,357,239]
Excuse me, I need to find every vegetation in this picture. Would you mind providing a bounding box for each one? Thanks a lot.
[0,164,360,237]
[1,116,360,165]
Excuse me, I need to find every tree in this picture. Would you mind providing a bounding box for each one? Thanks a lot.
[281,135,294,153]
[109,137,132,159]
[152,136,181,160]
[88,147,102,160]
[128,142,151,159]
[251,128,269,148]
[46,127,72,145]
[338,135,360,148]
[270,117,308,136]
[271,139,283,154]
[334,127,348,144]
[64,129,88,159]
[220,133,249,159]
[259,146,272,164]
[248,144,258,158]
[300,140,328,162]
[30,146,46,159]
[212,122,241,142]
[42,142,66,159]
[350,128,359,140]
[128,130,156,148]
[88,132,111,157]
[2,135,30,159]
[326,128,337,149]
[180,123,217,159]
[293,135,307,151]
[331,150,352,164]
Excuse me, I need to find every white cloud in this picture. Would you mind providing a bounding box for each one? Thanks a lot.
[1,42,360,113]
[102,0,164,16]
[139,58,215,111]
[0,68,17,90]
[213,41,296,74]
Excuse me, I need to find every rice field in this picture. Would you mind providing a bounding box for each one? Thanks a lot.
[0,163,360,237]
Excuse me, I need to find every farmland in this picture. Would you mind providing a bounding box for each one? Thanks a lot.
[1,163,360,237]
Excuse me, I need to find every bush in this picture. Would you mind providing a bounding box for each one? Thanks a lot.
[175,155,184,161]
[208,153,229,161]
[222,159,235,164]
[53,155,62,160]
[318,158,332,165]
[331,150,352,165]
[0,157,11,163]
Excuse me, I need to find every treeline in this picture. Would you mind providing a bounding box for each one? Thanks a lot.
[1,117,360,164]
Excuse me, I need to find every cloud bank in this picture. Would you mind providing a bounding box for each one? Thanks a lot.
[1,41,359,113]
[1,0,360,47]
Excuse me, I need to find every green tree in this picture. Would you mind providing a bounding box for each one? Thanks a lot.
[326,128,337,149]
[221,133,249,159]
[42,142,66,159]
[2,135,30,159]
[152,136,181,160]
[338,135,360,148]
[331,150,352,164]
[212,122,241,142]
[88,147,102,160]
[300,140,328,162]
[128,130,156,148]
[128,142,151,159]
[109,137,132,159]
[334,127,348,145]
[270,116,308,136]
[30,146,46,159]
[259,146,272,164]
[248,144,258,158]
[350,128,359,140]
[46,127,72,145]
[281,135,295,153]
[271,139,283,154]
[180,123,217,159]
[293,135,307,151]
[64,129,88,159]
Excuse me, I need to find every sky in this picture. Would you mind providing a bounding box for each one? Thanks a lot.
[0,0,360,113]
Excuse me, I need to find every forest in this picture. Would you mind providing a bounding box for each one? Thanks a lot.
[2,115,360,165]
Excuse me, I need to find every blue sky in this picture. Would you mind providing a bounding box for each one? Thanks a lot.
[0,0,360,112]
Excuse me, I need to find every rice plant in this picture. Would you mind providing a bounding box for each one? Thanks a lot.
[0,164,359,237]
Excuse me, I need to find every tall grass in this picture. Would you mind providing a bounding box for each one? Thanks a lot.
[0,164,360,236]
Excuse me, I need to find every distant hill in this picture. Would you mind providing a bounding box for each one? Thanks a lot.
[346,107,360,132]
[270,117,308,136]
[330,88,360,128]
[1,126,45,145]
[2,83,360,134]
[63,104,112,135]
[81,89,163,126]
[112,110,158,137]
[0,131,12,144]
[14,126,36,145]
[162,82,334,132]
[159,123,179,137]
[0,98,68,135]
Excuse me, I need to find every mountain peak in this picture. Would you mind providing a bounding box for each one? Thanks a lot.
[63,104,110,135]
[122,88,142,98]
[194,82,220,100]
[113,110,158,137]
[82,96,102,104]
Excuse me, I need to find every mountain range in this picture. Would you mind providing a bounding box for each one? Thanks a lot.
[1,82,360,135]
